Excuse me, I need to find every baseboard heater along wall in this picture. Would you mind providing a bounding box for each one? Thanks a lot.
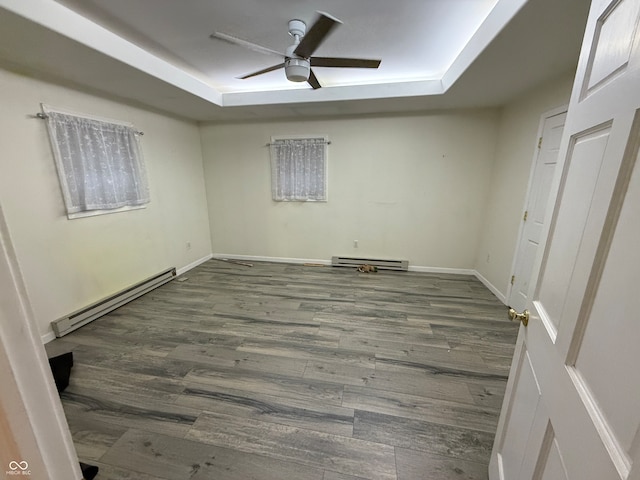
[331,256,408,271]
[51,267,176,337]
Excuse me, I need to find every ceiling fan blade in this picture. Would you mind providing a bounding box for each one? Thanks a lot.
[311,57,381,69]
[238,63,285,79]
[210,32,283,58]
[294,12,342,58]
[307,69,322,89]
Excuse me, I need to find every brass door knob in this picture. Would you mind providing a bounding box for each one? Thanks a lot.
[508,308,529,326]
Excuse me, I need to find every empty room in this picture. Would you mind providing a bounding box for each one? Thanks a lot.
[3,0,640,479]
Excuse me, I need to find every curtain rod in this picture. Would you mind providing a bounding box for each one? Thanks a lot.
[35,112,144,135]
[265,140,331,146]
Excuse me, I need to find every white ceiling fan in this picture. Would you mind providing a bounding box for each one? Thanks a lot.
[211,12,382,89]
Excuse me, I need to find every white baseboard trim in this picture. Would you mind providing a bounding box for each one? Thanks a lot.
[212,257,510,305]
[213,255,481,277]
[408,266,476,275]
[177,253,214,276]
[41,330,57,344]
[474,270,507,305]
[212,253,331,266]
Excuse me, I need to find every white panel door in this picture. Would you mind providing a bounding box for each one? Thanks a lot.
[509,110,566,313]
[490,0,640,479]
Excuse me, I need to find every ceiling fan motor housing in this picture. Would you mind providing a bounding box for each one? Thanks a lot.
[288,19,306,38]
[285,43,310,82]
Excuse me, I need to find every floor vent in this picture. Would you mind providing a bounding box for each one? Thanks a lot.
[51,267,176,337]
[331,256,408,271]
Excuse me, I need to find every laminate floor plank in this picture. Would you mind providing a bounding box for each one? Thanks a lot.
[66,327,179,354]
[167,343,308,377]
[303,360,377,387]
[373,356,509,390]
[319,325,440,348]
[174,383,355,436]
[342,385,499,433]
[211,298,304,312]
[60,390,199,437]
[184,367,346,407]
[237,338,376,368]
[323,471,372,480]
[395,447,489,480]
[66,363,185,403]
[338,333,451,354]
[186,411,397,480]
[216,319,322,339]
[467,383,508,409]
[49,261,519,480]
[87,349,196,379]
[377,346,494,375]
[85,461,170,480]
[353,410,494,465]
[63,415,128,461]
[307,359,476,404]
[212,306,319,325]
[315,313,434,336]
[101,429,325,480]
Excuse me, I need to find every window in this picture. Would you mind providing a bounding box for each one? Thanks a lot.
[43,105,150,219]
[269,136,328,202]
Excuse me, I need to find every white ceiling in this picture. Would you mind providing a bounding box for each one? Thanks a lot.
[54,0,500,92]
[0,0,591,122]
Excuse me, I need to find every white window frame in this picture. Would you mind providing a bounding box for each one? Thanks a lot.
[269,135,329,202]
[42,104,149,220]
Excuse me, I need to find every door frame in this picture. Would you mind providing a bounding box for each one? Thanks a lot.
[505,104,569,305]
[0,204,81,479]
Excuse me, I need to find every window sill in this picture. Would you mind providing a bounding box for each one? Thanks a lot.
[67,204,146,220]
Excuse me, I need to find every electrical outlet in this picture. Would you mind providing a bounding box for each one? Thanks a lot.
[354,240,358,248]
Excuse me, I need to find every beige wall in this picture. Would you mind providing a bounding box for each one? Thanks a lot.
[0,68,212,339]
[474,72,575,300]
[0,64,576,341]
[201,110,499,269]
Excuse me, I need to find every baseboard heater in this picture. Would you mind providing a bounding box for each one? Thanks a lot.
[51,267,176,337]
[331,256,408,271]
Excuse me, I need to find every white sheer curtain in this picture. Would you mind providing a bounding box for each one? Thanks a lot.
[44,108,150,215]
[270,137,327,201]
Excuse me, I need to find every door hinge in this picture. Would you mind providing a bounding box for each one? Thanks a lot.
[538,137,543,149]
[523,211,528,221]
[511,275,515,285]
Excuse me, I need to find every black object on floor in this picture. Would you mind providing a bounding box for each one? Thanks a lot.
[80,461,99,480]
[48,351,73,393]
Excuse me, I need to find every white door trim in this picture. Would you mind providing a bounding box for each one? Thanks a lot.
[0,204,81,479]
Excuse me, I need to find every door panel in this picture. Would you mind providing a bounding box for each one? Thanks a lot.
[584,0,640,94]
[536,126,610,336]
[495,341,541,478]
[572,125,640,458]
[535,430,569,480]
[490,0,640,479]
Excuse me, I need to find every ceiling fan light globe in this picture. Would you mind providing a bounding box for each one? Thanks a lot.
[285,57,310,82]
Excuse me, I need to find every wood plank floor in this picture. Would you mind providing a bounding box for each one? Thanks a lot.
[46,260,519,480]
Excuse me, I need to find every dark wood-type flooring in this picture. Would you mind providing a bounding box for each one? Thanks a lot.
[46,260,519,480]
